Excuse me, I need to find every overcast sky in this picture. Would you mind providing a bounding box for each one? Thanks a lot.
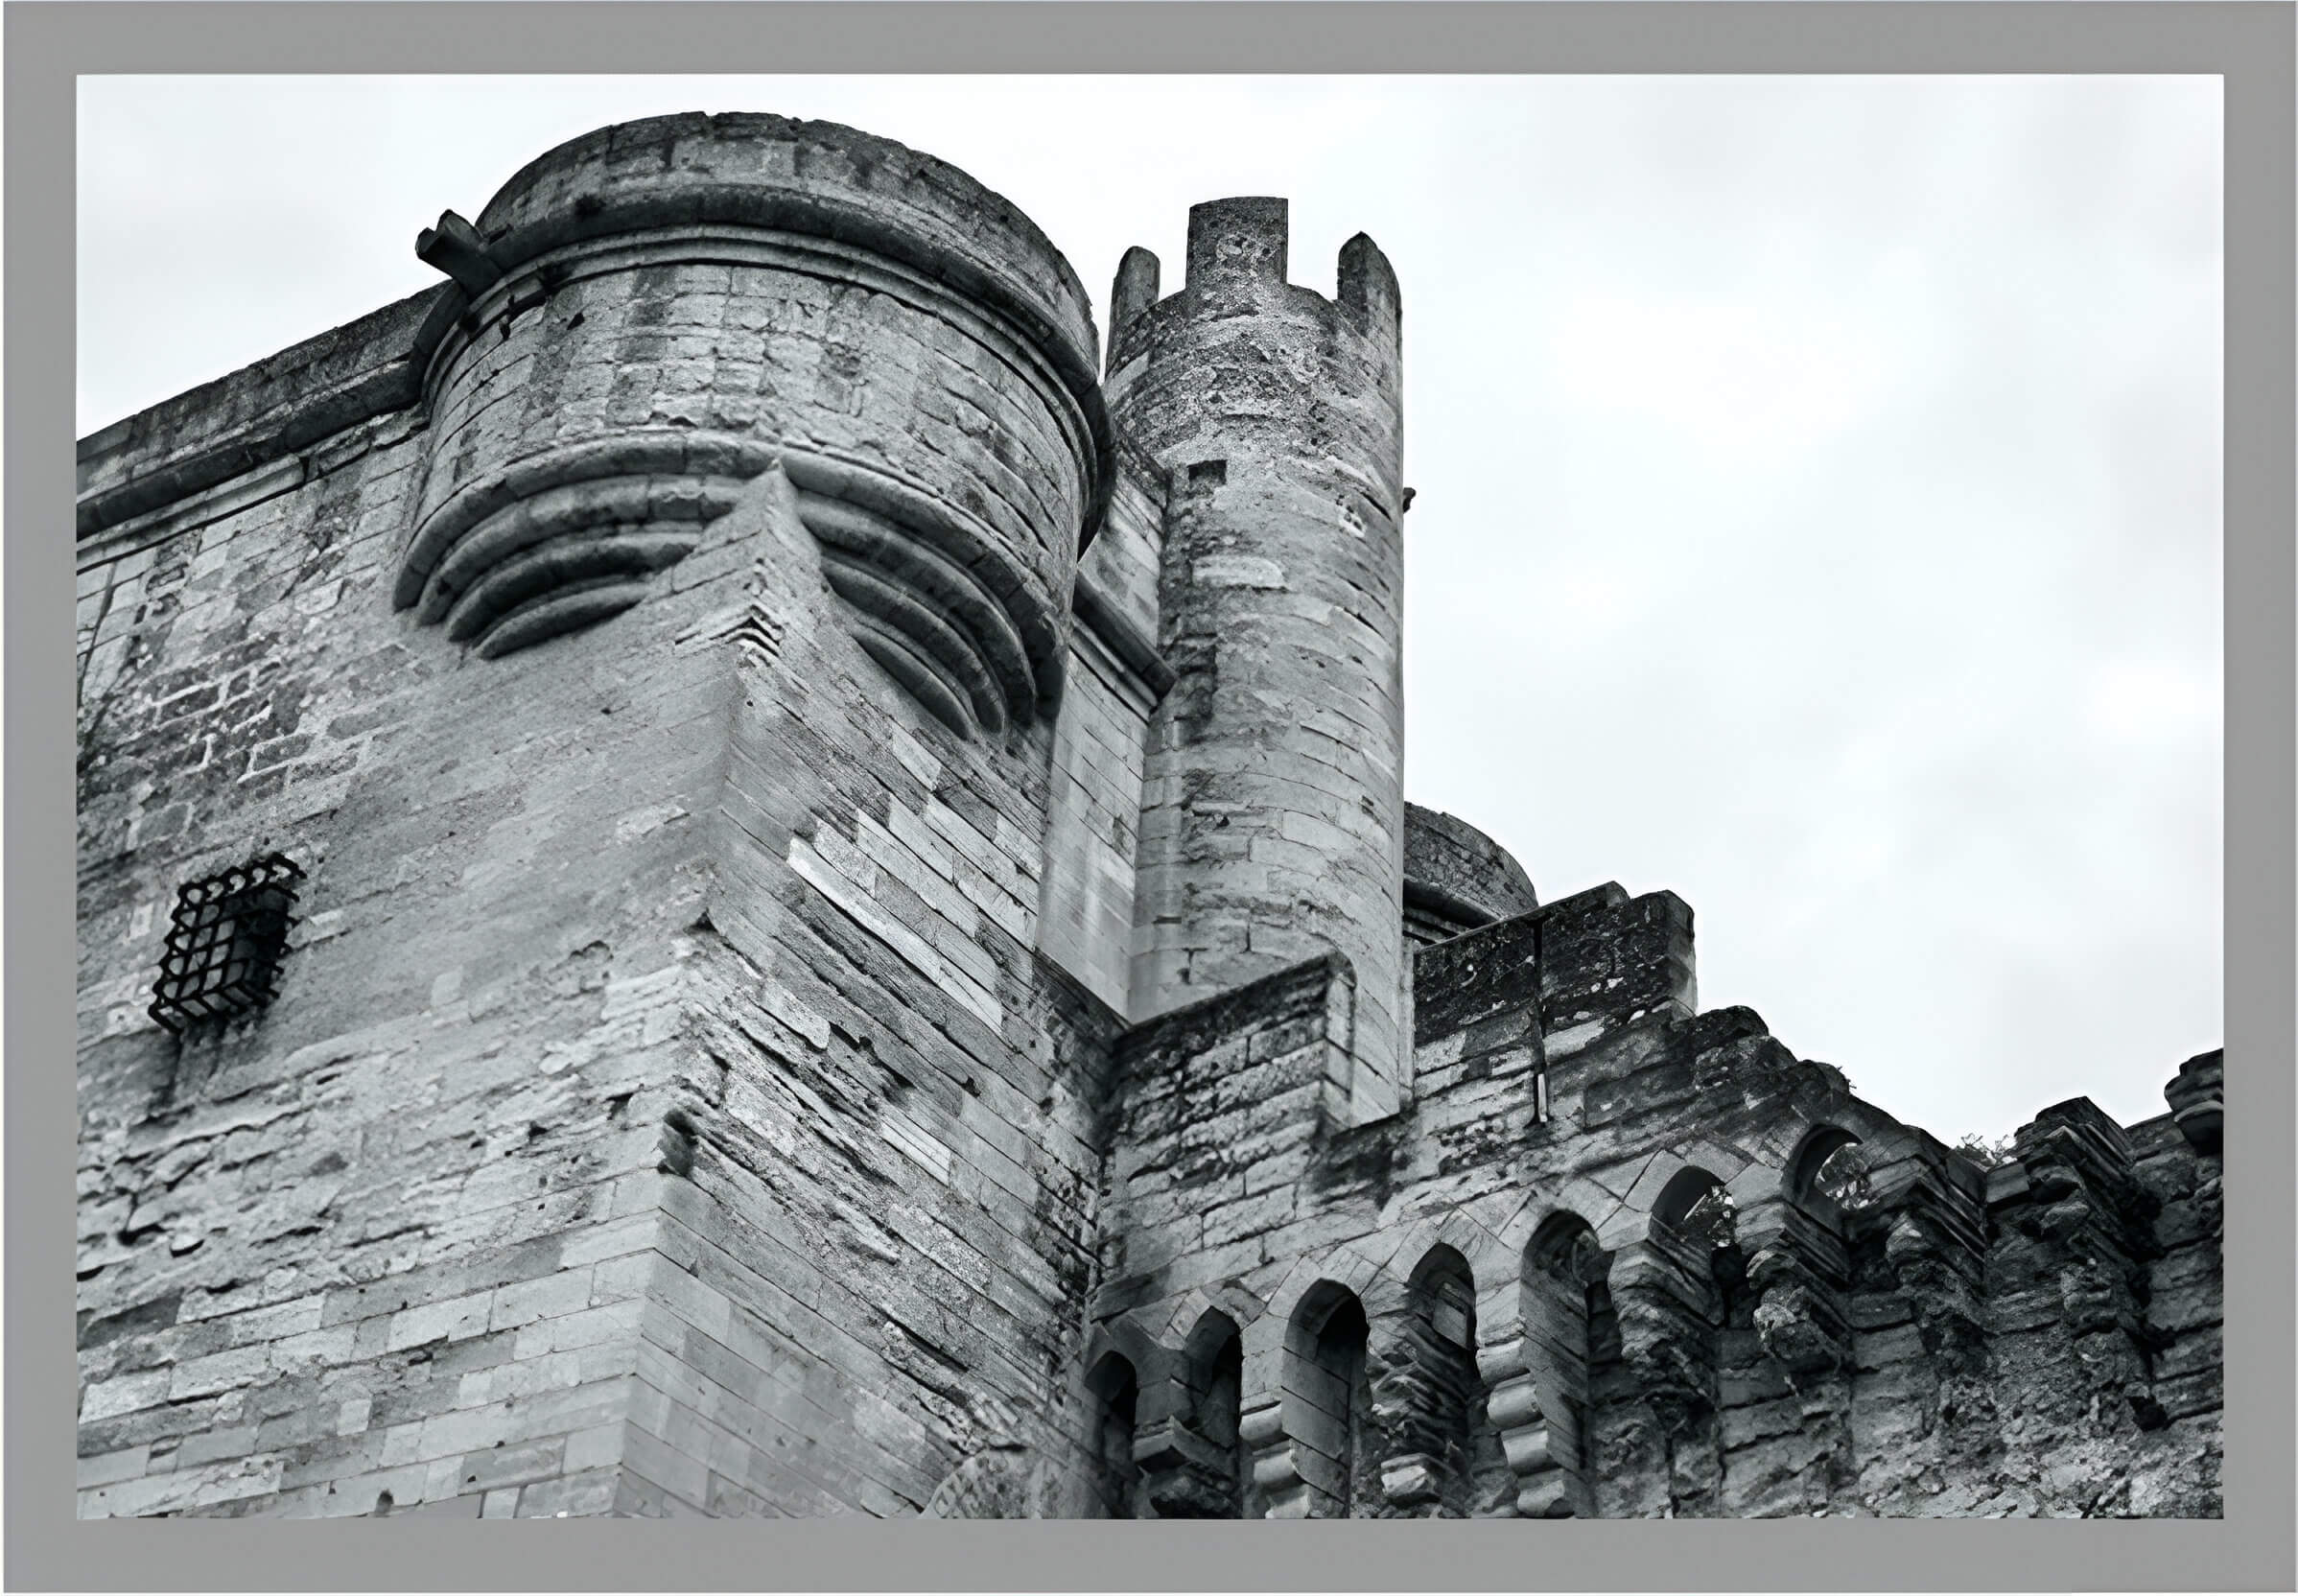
[78,76,2222,1142]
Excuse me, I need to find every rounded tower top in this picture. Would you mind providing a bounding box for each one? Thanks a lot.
[463,112,1103,411]
[399,111,1108,717]
[1403,804,1539,947]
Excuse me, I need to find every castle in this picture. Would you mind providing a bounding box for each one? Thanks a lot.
[74,112,2223,1519]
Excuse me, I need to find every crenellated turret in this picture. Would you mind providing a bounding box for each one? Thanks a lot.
[1105,199,1409,1120]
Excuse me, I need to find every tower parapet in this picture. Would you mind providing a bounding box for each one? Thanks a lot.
[1106,198,1409,1120]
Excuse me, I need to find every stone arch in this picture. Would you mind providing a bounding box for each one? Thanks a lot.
[1784,1122,1867,1228]
[1508,1174,1622,1257]
[1530,1209,1602,1269]
[1747,1097,1921,1188]
[1406,1239,1476,1302]
[1367,1242,1489,1515]
[1432,1202,1515,1291]
[1150,1281,1265,1349]
[1261,1279,1375,1517]
[1083,1312,1166,1380]
[1594,1149,1741,1252]
[1650,1164,1717,1227]
[1652,1164,1736,1250]
[1256,1242,1388,1355]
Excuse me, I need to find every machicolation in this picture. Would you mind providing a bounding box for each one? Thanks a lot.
[74,111,2223,1520]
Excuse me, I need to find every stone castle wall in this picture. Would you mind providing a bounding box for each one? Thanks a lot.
[75,111,2221,1520]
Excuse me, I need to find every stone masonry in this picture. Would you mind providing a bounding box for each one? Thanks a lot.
[75,112,2222,1519]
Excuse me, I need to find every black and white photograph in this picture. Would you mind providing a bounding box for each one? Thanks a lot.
[72,73,2224,1524]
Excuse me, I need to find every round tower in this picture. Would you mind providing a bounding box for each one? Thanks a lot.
[1107,198,1408,1115]
[398,112,1108,742]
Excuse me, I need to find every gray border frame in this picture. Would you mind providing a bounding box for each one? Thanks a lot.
[13,4,2290,1589]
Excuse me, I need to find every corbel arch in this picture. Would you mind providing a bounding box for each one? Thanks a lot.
[1482,1209,1611,1517]
[1365,1242,1489,1515]
[1134,1305,1248,1518]
[1240,1277,1377,1517]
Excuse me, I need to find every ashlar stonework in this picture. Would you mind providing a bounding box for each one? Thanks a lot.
[74,112,2223,1520]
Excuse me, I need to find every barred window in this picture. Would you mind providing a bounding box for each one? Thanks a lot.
[148,854,304,1035]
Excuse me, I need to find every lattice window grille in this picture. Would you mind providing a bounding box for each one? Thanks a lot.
[147,853,304,1035]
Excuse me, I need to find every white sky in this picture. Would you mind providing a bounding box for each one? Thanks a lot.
[77,76,2223,1142]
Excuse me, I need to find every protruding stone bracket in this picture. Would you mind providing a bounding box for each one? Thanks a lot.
[1612,1234,1720,1428]
[1126,1310,1246,1518]
[1364,1248,1487,1516]
[1234,1279,1376,1518]
[1738,1185,1853,1388]
[414,210,504,299]
[781,448,1066,733]
[1730,1179,1858,1511]
[2163,1049,2224,1156]
[1841,1130,2007,1475]
[395,429,775,659]
[1239,1395,1316,1518]
[1135,1417,1234,1518]
[1872,1158,1991,1372]
[1364,1302,1426,1514]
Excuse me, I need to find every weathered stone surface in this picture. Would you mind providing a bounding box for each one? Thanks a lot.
[77,109,2218,1522]
[1402,804,1539,948]
[1112,200,1409,1122]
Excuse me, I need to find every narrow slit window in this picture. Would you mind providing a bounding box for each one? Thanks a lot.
[148,854,304,1035]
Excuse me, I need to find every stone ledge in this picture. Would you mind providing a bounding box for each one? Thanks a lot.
[1070,569,1175,704]
[77,286,457,539]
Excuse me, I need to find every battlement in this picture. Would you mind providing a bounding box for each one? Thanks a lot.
[1184,197,1289,303]
[1104,198,1401,384]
